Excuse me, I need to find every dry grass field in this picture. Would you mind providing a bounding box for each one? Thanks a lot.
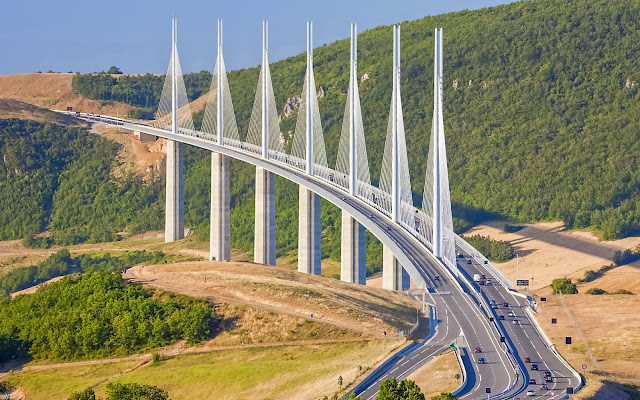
[406,350,461,397]
[126,261,421,336]
[465,220,640,291]
[0,73,132,115]
[468,220,640,398]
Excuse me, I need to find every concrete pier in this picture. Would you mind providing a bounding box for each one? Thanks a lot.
[298,186,321,274]
[254,166,276,265]
[383,245,409,291]
[210,152,230,261]
[165,139,184,242]
[341,211,366,285]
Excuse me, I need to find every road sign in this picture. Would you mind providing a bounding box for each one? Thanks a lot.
[582,364,587,372]
[485,387,492,394]
[449,342,458,350]
[516,279,529,286]
[551,318,557,324]
[566,336,572,345]
[338,375,343,386]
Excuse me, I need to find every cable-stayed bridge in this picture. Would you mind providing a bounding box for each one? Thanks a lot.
[62,19,583,399]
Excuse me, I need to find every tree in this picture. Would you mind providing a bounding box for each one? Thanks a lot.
[107,66,123,74]
[430,393,459,400]
[106,383,169,400]
[376,377,425,400]
[551,278,578,295]
[69,388,97,400]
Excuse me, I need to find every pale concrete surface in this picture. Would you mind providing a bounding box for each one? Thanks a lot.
[383,245,409,291]
[165,139,184,242]
[298,186,321,274]
[254,166,276,265]
[341,210,366,285]
[210,152,230,261]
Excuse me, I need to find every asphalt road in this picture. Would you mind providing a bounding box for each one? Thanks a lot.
[461,256,582,399]
[73,114,580,399]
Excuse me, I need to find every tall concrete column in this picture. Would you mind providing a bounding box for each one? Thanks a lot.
[383,245,409,291]
[165,139,184,242]
[255,166,276,265]
[298,186,321,274]
[210,153,230,261]
[341,210,366,285]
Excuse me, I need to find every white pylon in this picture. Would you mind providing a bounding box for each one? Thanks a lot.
[391,24,400,223]
[432,28,443,258]
[261,20,268,159]
[349,23,357,196]
[306,21,313,175]
[217,19,223,145]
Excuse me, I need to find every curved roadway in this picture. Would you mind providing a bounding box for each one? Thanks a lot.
[69,113,581,399]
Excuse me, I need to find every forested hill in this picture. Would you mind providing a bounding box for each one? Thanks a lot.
[72,0,640,240]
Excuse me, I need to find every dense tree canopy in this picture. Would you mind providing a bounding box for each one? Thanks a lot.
[0,272,216,361]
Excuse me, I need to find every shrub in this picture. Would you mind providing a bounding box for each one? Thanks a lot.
[611,289,634,295]
[585,288,606,295]
[503,224,524,233]
[551,278,578,294]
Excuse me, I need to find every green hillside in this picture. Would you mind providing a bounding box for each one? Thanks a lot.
[0,119,163,244]
[5,0,640,265]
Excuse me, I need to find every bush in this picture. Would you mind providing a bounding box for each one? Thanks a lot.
[551,278,578,295]
[69,388,97,400]
[106,383,169,400]
[503,224,524,233]
[611,289,634,295]
[585,288,606,295]
[612,249,640,266]
[462,235,514,262]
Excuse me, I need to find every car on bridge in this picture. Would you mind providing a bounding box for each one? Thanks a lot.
[531,364,538,370]
[526,390,535,396]
[529,378,536,385]
[477,357,485,364]
[499,315,505,320]
[474,347,482,353]
[523,357,531,363]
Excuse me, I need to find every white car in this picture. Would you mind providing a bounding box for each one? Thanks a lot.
[508,312,515,317]
[486,279,492,285]
[526,390,535,396]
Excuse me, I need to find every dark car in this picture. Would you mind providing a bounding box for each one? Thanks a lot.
[531,364,538,371]
[467,259,472,264]
[458,254,465,258]
[484,260,488,264]
[503,302,509,307]
[499,315,505,320]
[546,376,553,383]
[529,378,536,385]
[478,358,485,364]
[544,370,552,377]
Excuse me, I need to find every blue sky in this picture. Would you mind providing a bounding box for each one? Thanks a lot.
[0,0,514,75]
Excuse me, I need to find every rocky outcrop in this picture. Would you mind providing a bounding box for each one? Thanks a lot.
[282,95,301,118]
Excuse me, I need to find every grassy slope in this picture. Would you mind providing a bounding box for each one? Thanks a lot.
[10,340,403,400]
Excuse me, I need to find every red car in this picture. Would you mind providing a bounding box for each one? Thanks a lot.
[523,357,531,363]
[474,347,482,353]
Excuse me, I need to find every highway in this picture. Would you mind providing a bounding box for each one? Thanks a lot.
[460,255,583,399]
[65,112,580,399]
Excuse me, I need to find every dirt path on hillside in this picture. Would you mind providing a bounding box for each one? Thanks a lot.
[125,265,385,337]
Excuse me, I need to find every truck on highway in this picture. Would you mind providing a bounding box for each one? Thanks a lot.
[473,273,486,284]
